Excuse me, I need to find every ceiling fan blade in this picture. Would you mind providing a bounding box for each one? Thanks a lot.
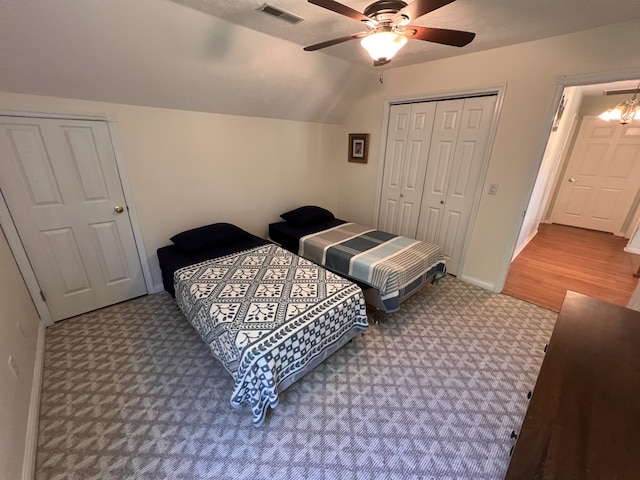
[307,0,370,23]
[398,0,456,21]
[405,25,475,47]
[304,32,369,51]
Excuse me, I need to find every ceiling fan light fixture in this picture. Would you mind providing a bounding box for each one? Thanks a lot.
[304,0,474,65]
[360,30,407,62]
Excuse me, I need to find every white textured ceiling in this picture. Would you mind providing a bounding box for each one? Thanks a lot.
[172,0,640,68]
[1,0,640,123]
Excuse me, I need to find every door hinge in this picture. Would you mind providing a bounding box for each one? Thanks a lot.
[39,290,46,302]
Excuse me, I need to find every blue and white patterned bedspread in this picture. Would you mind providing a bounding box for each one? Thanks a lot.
[174,244,368,426]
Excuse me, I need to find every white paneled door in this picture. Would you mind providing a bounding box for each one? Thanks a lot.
[378,95,497,275]
[0,116,146,321]
[550,116,640,234]
[378,102,437,237]
[416,95,497,274]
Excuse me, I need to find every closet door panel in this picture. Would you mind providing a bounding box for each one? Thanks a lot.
[415,205,442,245]
[416,95,497,275]
[416,99,464,248]
[378,102,436,236]
[378,104,411,233]
[378,94,497,277]
[438,209,463,263]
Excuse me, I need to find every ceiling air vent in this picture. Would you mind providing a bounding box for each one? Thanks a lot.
[257,3,303,25]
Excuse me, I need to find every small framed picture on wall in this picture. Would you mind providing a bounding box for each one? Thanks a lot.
[348,133,369,163]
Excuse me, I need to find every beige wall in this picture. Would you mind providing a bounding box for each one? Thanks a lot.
[0,228,40,480]
[4,21,639,296]
[517,86,583,256]
[0,92,344,291]
[334,19,640,291]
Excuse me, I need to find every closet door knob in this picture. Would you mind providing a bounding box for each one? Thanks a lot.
[114,205,125,213]
[440,200,445,204]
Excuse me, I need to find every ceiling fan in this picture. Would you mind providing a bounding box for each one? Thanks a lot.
[304,0,475,66]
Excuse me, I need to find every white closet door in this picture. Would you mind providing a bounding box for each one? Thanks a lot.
[415,98,464,246]
[378,102,436,237]
[416,95,497,275]
[0,116,147,321]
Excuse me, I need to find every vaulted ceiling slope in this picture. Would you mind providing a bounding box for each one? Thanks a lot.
[1,0,640,123]
[0,0,376,123]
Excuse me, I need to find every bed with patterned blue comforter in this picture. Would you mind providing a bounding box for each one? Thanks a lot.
[299,223,446,313]
[174,243,368,426]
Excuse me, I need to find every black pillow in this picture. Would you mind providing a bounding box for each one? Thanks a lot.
[280,205,335,227]
[170,223,251,251]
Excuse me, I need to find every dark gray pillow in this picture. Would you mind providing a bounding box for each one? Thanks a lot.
[280,206,335,227]
[170,223,251,251]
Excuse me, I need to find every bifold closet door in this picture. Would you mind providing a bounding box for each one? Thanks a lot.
[377,102,436,237]
[415,95,497,275]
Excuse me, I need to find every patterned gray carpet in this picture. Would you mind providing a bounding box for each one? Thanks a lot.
[36,275,556,480]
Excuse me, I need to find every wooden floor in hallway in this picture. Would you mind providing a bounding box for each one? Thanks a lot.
[502,223,640,312]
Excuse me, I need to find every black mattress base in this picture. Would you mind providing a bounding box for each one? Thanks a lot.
[268,218,346,254]
[157,235,270,297]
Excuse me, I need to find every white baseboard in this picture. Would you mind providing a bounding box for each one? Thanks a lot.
[624,245,640,255]
[150,283,165,295]
[22,321,46,480]
[459,274,497,292]
[511,228,538,261]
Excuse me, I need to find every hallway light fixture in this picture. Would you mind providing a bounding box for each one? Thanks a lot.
[599,82,640,124]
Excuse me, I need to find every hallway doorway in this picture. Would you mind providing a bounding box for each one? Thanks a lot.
[506,77,640,310]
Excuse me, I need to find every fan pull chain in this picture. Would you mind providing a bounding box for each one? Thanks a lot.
[379,71,384,84]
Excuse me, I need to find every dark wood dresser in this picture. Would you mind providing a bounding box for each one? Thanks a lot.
[505,290,640,479]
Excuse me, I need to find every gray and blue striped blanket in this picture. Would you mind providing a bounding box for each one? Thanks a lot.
[300,223,446,312]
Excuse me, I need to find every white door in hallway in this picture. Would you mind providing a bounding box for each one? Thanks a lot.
[0,116,147,321]
[551,116,640,234]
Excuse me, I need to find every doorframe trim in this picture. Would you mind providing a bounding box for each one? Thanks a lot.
[0,109,153,324]
[105,120,154,295]
[373,84,506,277]
[0,191,52,324]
